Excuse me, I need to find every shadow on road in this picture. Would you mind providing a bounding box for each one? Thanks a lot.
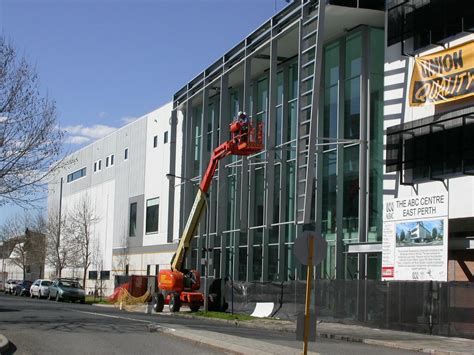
[3,341,17,354]
[0,308,20,313]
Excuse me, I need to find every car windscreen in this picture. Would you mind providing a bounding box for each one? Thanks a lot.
[41,281,51,286]
[61,281,82,289]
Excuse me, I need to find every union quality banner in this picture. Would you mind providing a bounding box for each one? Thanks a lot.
[409,41,474,106]
[382,194,448,281]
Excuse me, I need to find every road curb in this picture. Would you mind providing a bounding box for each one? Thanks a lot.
[0,333,10,354]
[317,332,470,355]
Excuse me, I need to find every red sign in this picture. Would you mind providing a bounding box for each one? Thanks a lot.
[382,267,394,278]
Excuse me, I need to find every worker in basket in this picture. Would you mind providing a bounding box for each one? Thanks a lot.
[230,111,250,144]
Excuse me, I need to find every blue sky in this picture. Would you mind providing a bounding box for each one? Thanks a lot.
[0,0,291,222]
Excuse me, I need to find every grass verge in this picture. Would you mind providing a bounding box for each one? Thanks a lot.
[85,295,111,305]
[191,311,257,321]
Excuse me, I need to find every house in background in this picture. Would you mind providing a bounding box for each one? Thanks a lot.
[0,229,46,283]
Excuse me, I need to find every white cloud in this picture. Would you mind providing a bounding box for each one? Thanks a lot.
[64,124,117,140]
[63,124,117,145]
[121,116,139,125]
[65,136,91,145]
[98,112,109,119]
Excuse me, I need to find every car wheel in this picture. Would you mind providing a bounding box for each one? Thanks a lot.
[153,293,165,313]
[55,293,61,302]
[190,303,200,312]
[169,294,181,313]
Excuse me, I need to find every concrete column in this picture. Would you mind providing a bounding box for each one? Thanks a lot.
[217,73,230,279]
[263,34,278,281]
[336,38,345,280]
[167,109,178,243]
[358,27,370,279]
[278,64,290,280]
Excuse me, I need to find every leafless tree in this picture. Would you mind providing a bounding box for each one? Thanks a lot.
[113,231,130,276]
[68,196,100,289]
[91,242,104,299]
[45,206,73,278]
[0,35,69,207]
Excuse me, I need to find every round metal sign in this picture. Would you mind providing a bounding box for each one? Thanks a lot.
[294,231,328,266]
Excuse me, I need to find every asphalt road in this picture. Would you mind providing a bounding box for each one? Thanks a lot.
[0,293,417,355]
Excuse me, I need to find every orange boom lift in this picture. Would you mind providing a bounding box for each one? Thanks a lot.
[153,114,263,312]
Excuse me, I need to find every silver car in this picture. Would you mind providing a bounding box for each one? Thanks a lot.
[30,279,52,299]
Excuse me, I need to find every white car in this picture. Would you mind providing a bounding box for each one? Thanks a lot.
[30,279,52,299]
[5,280,20,294]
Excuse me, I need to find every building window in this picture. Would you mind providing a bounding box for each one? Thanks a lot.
[129,202,137,237]
[387,113,474,182]
[153,135,158,148]
[146,265,151,276]
[125,264,129,275]
[164,131,168,144]
[111,154,114,166]
[88,271,98,280]
[100,271,110,280]
[98,160,102,170]
[67,167,86,183]
[155,265,160,275]
[145,197,159,234]
[124,148,129,160]
[106,156,109,167]
[94,162,97,172]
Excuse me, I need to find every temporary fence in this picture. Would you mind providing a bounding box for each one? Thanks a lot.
[223,279,474,339]
[110,275,155,311]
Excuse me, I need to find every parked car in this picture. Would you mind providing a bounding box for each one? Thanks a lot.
[14,280,33,296]
[48,279,85,303]
[5,280,20,295]
[30,279,52,298]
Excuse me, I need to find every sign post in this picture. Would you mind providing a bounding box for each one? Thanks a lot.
[294,231,327,355]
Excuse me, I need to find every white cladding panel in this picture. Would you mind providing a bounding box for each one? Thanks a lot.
[143,102,173,247]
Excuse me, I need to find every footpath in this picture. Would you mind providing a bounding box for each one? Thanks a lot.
[106,304,474,355]
[171,311,474,355]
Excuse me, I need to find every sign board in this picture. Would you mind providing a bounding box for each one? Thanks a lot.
[294,231,328,266]
[409,41,474,106]
[382,193,448,281]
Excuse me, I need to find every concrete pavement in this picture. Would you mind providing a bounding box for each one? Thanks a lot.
[109,303,474,355]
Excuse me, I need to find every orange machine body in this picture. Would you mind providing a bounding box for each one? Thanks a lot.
[158,269,201,292]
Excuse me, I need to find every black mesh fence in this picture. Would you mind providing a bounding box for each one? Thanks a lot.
[223,279,474,339]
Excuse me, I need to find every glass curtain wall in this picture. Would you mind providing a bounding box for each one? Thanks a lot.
[319,27,384,279]
[183,26,384,282]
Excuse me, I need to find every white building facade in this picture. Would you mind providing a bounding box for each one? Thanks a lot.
[47,102,183,294]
